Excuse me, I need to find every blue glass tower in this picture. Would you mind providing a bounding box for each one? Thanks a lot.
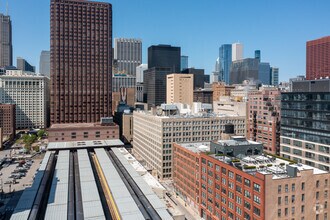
[219,44,232,84]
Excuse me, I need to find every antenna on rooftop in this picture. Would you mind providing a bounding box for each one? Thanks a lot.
[6,1,8,15]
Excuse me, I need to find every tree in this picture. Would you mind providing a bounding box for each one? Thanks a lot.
[37,130,46,138]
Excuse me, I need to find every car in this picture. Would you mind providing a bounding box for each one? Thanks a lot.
[4,180,11,184]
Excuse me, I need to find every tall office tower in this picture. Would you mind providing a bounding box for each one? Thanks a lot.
[148,44,181,73]
[181,68,205,89]
[270,67,279,86]
[232,42,243,61]
[247,87,281,154]
[39,50,50,77]
[136,64,147,83]
[114,38,142,75]
[143,67,172,108]
[180,55,188,71]
[219,44,232,83]
[281,79,330,171]
[16,57,35,72]
[0,70,49,129]
[210,58,220,83]
[258,62,271,85]
[50,0,112,124]
[230,58,259,84]
[255,50,261,61]
[0,14,12,67]
[166,73,193,106]
[306,36,330,80]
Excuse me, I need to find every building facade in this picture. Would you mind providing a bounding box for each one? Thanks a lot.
[0,103,15,140]
[212,82,235,101]
[194,89,213,104]
[247,87,281,154]
[258,62,271,85]
[16,57,35,72]
[39,50,50,77]
[306,36,330,80]
[114,38,142,76]
[0,72,49,129]
[182,68,205,89]
[166,73,193,106]
[213,96,247,117]
[112,74,136,92]
[230,58,259,85]
[0,13,12,67]
[232,42,243,61]
[48,121,119,142]
[133,109,246,179]
[50,0,112,124]
[219,44,232,84]
[181,55,188,71]
[136,63,147,83]
[271,67,279,86]
[148,44,181,73]
[280,79,330,171]
[144,67,172,108]
[174,141,330,220]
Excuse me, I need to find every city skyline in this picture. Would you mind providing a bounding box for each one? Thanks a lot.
[3,0,330,81]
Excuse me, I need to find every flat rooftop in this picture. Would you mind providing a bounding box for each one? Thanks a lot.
[180,141,327,179]
[50,122,117,129]
[47,139,124,150]
[214,136,260,146]
[135,110,245,119]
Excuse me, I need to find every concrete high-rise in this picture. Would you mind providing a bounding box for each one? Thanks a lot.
[180,55,188,71]
[136,64,147,83]
[50,0,112,124]
[39,50,50,77]
[17,57,35,72]
[219,44,232,83]
[114,38,142,76]
[148,44,181,73]
[306,36,330,80]
[0,70,49,129]
[166,73,193,106]
[0,13,12,67]
[232,42,243,61]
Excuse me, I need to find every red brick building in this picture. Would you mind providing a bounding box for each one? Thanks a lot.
[247,87,281,154]
[306,36,330,80]
[174,140,330,220]
[0,103,16,140]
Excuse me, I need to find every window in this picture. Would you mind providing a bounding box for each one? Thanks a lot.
[292,184,295,192]
[236,196,242,204]
[292,207,295,215]
[302,182,305,190]
[285,196,288,205]
[253,195,260,204]
[302,194,305,202]
[254,207,260,216]
[278,209,281,217]
[285,208,288,216]
[278,197,281,205]
[292,195,295,203]
[285,184,288,192]
[244,190,251,198]
[324,190,328,199]
[316,180,320,188]
[222,167,226,174]
[254,183,261,192]
[301,205,304,213]
[316,192,319,199]
[229,171,234,179]
[278,185,282,193]
[245,179,251,187]
[236,174,242,183]
[244,201,251,210]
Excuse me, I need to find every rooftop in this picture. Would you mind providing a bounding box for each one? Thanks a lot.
[50,122,117,129]
[47,139,124,150]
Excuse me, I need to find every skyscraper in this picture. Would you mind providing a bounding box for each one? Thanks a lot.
[232,42,243,61]
[270,67,279,86]
[39,50,50,77]
[181,68,205,89]
[306,36,330,80]
[0,13,12,67]
[180,55,188,71]
[50,0,112,124]
[258,62,271,85]
[255,50,261,61]
[114,38,142,76]
[17,57,35,72]
[219,44,232,84]
[148,44,181,73]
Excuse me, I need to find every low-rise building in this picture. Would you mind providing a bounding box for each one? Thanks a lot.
[212,82,235,101]
[174,138,330,220]
[193,88,213,104]
[48,118,119,142]
[213,96,247,117]
[133,105,246,179]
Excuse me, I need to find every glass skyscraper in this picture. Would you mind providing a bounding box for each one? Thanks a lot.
[180,55,188,71]
[219,44,232,84]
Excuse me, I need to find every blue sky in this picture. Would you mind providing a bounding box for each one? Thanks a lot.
[5,0,330,81]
